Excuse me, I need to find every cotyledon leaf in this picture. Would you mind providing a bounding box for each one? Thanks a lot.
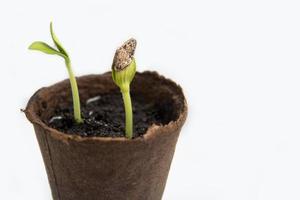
[28,41,66,58]
[50,22,69,57]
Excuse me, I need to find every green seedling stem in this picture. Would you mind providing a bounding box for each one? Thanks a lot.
[65,58,82,123]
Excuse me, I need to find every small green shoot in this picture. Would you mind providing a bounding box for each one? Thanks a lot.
[29,22,83,123]
[112,38,137,139]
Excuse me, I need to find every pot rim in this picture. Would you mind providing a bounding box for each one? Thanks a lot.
[25,71,188,143]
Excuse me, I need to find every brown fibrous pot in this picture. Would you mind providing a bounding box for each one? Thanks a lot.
[25,71,187,200]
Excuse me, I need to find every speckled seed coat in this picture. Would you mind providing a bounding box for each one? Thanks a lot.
[112,38,137,71]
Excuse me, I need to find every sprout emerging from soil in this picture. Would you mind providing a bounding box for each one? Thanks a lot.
[28,22,83,123]
[112,38,137,139]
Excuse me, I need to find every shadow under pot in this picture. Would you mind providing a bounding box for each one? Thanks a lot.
[25,71,187,200]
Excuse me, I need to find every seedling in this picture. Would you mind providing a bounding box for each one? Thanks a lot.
[112,39,137,139]
[29,22,83,123]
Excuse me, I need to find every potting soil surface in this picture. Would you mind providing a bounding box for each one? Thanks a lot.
[47,92,169,138]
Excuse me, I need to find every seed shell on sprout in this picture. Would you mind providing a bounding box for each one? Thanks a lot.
[112,38,137,72]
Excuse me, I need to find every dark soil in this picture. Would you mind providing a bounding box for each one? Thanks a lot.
[47,92,167,138]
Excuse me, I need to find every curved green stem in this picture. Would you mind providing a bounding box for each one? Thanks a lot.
[66,59,83,123]
[121,87,133,138]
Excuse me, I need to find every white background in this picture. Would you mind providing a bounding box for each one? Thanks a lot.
[0,0,300,199]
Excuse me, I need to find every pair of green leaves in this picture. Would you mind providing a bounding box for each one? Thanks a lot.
[29,22,69,60]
